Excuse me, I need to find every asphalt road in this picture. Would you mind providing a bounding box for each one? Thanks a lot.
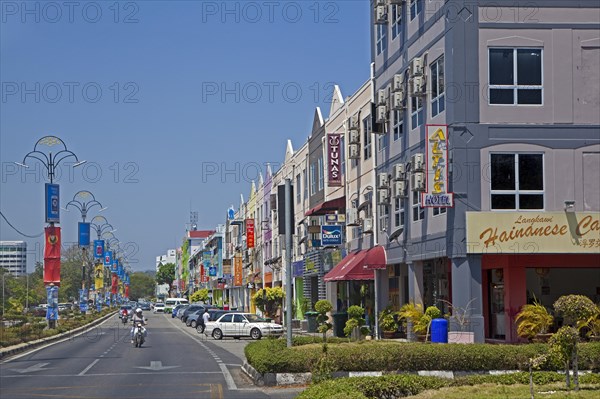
[1,313,304,399]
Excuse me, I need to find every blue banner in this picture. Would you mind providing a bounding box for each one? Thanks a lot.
[209,266,217,277]
[94,240,104,259]
[117,262,123,278]
[79,289,88,312]
[45,183,60,223]
[104,251,113,267]
[46,285,58,320]
[321,225,342,246]
[112,259,118,273]
[78,222,90,246]
[292,260,305,278]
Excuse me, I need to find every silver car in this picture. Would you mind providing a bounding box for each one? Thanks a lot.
[204,313,283,340]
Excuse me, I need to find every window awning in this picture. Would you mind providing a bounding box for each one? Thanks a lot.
[323,246,387,282]
[305,196,346,217]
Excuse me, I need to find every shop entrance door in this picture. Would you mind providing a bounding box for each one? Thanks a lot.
[488,269,506,339]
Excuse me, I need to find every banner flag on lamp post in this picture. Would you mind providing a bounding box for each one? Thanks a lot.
[44,226,61,285]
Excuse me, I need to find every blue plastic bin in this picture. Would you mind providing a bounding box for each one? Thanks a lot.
[430,318,448,343]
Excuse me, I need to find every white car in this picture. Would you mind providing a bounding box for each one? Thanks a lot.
[204,312,283,340]
[153,303,165,313]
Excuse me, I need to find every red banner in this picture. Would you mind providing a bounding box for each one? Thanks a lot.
[234,256,243,286]
[246,219,255,248]
[125,285,129,298]
[111,273,118,294]
[44,226,61,285]
[327,133,342,186]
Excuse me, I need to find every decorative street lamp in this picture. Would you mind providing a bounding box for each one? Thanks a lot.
[15,136,86,328]
[65,191,105,313]
[91,216,116,239]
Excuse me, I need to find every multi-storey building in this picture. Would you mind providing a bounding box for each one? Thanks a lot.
[0,241,27,276]
[371,0,600,342]
[155,249,176,297]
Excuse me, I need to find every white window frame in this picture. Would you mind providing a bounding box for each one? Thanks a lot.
[379,204,389,233]
[318,157,324,191]
[296,174,301,203]
[489,152,545,211]
[411,96,424,129]
[376,23,387,56]
[310,163,316,195]
[391,4,402,40]
[430,55,445,117]
[488,48,543,106]
[378,131,389,152]
[363,117,372,160]
[394,197,405,228]
[432,207,447,216]
[303,169,308,199]
[412,190,424,222]
[393,109,404,141]
[410,0,422,21]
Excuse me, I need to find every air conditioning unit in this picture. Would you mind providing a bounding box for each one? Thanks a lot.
[349,129,360,144]
[376,104,387,123]
[393,180,407,198]
[409,57,424,77]
[347,208,359,226]
[392,91,405,110]
[392,73,405,92]
[378,188,390,204]
[378,172,390,188]
[411,172,425,192]
[377,88,388,106]
[363,217,374,233]
[409,76,425,97]
[374,5,387,24]
[348,114,359,131]
[393,163,406,180]
[411,153,424,171]
[349,143,360,159]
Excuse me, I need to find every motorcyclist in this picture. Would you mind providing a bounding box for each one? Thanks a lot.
[130,308,147,343]
[120,307,128,320]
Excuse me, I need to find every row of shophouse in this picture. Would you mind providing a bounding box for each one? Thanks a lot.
[169,0,600,343]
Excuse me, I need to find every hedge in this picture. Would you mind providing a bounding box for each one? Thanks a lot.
[297,372,600,399]
[244,339,600,374]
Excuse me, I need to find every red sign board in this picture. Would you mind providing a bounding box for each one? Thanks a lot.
[327,133,342,187]
[234,256,243,286]
[246,219,255,248]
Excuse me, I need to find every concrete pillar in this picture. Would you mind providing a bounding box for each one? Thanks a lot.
[450,255,485,343]
[408,262,423,306]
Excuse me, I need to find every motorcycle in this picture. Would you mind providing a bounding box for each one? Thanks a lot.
[132,320,147,348]
[121,312,128,324]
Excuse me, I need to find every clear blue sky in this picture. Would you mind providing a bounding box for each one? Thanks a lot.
[0,1,371,272]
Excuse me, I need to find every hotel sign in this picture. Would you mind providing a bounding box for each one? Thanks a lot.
[327,133,342,187]
[466,212,600,253]
[246,219,255,249]
[423,125,453,207]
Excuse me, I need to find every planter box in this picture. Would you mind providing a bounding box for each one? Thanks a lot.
[448,331,475,344]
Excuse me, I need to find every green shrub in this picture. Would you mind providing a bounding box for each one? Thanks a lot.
[244,339,600,374]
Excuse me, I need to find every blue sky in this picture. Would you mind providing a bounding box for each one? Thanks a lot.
[0,1,371,272]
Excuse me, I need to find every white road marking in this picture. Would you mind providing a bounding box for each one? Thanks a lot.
[11,362,51,374]
[78,359,100,376]
[135,361,180,371]
[1,371,222,378]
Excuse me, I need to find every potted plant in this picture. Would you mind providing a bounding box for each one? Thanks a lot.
[397,302,424,341]
[515,299,554,342]
[379,306,399,339]
[345,305,369,341]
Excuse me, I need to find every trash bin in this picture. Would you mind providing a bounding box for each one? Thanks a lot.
[332,312,348,338]
[430,318,448,343]
[305,311,318,333]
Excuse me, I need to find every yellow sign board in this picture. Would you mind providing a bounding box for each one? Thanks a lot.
[94,264,104,290]
[466,212,600,254]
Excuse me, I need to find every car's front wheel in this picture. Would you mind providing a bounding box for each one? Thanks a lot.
[250,328,262,340]
[212,329,223,340]
[190,320,197,328]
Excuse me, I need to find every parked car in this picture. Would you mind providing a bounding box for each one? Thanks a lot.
[196,309,232,333]
[185,309,206,328]
[181,305,210,323]
[204,312,283,340]
[153,303,165,313]
[175,305,190,319]
[172,304,187,318]
[139,302,151,311]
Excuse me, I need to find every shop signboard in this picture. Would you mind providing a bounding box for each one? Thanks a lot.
[466,212,600,253]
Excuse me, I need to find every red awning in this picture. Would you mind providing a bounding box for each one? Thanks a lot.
[305,196,346,217]
[323,246,388,282]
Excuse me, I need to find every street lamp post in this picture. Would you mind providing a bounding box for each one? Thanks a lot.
[65,191,105,313]
[15,136,86,328]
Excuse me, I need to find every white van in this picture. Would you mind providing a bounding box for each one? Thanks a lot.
[164,298,189,312]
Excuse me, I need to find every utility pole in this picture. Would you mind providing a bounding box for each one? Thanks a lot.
[285,178,293,347]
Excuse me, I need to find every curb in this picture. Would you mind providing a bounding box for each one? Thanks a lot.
[241,364,597,387]
[0,311,118,360]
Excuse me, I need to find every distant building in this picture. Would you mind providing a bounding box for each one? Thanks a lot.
[156,249,176,297]
[0,241,27,276]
